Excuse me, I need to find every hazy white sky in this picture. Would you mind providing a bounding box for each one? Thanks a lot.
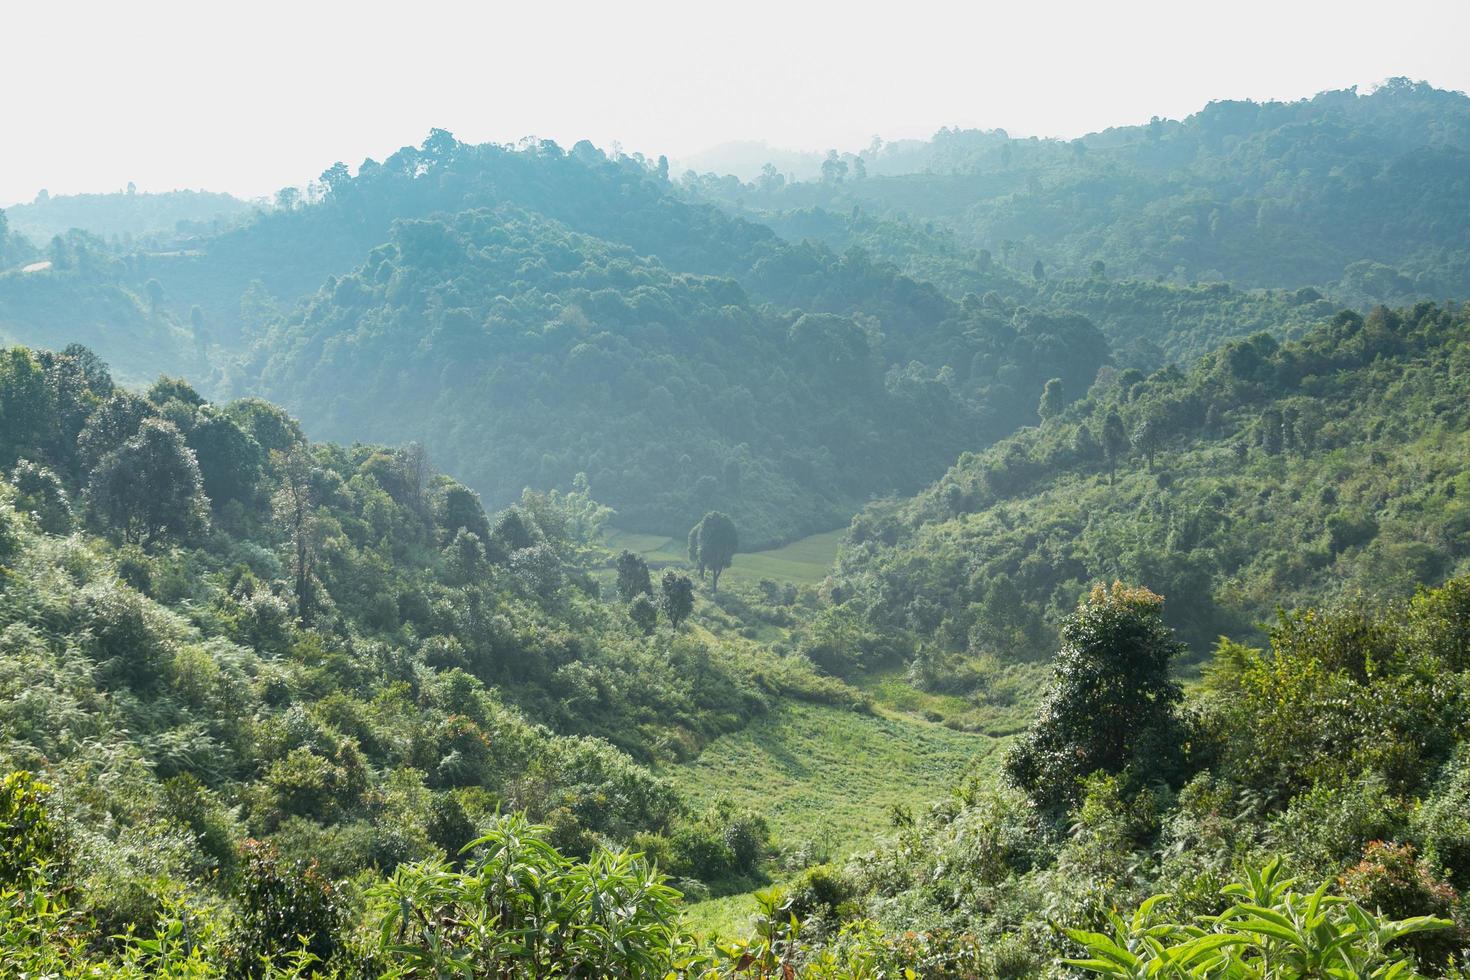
[3,0,1468,205]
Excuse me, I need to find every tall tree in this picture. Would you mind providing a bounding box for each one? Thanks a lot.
[187,409,265,507]
[0,348,55,467]
[1260,409,1285,456]
[272,445,321,624]
[1101,408,1129,485]
[628,593,658,635]
[1131,416,1160,471]
[690,512,738,593]
[687,525,705,580]
[615,550,653,601]
[1038,378,1065,423]
[1004,582,1185,814]
[88,418,208,547]
[659,571,694,630]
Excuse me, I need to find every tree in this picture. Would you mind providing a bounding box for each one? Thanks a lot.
[11,459,72,534]
[1038,378,1065,423]
[438,483,492,544]
[77,390,155,471]
[660,571,694,630]
[757,163,785,193]
[1101,408,1129,485]
[144,278,165,312]
[1260,408,1284,455]
[272,444,321,624]
[443,529,488,586]
[233,839,346,974]
[492,507,537,556]
[187,409,265,506]
[629,593,658,635]
[1004,582,1185,814]
[687,525,705,579]
[88,418,208,547]
[1072,423,1099,461]
[616,549,653,601]
[1131,415,1160,471]
[821,151,848,184]
[0,347,54,467]
[690,512,738,593]
[510,543,562,598]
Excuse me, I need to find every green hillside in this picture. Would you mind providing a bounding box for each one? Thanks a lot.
[836,301,1470,660]
[246,203,1106,544]
[698,81,1470,304]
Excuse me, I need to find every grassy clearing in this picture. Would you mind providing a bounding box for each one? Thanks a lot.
[602,526,844,586]
[669,700,1004,861]
[720,528,845,586]
[855,669,1038,737]
[672,693,1014,939]
[682,892,761,940]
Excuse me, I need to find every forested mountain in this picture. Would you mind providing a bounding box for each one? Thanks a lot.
[834,300,1470,662]
[10,335,1469,978]
[0,209,37,269]
[760,206,1338,366]
[0,136,1117,540]
[695,80,1470,305]
[135,134,781,348]
[0,228,205,384]
[9,79,1470,977]
[2,187,254,245]
[246,205,1106,544]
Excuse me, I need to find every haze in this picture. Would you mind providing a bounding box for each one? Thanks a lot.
[3,0,1468,204]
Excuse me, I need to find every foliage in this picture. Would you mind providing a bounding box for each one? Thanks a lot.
[1065,859,1453,979]
[837,301,1470,661]
[692,511,740,592]
[1004,583,1186,814]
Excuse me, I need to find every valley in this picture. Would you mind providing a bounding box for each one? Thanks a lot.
[2,68,1470,978]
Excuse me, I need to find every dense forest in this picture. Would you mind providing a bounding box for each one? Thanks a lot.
[5,77,1470,977]
[694,80,1470,304]
[2,187,254,246]
[835,300,1470,662]
[246,205,1105,544]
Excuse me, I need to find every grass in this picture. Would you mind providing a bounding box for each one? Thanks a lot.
[854,669,1038,737]
[602,526,845,586]
[668,699,1006,861]
[720,528,845,586]
[682,892,761,940]
[671,692,1015,939]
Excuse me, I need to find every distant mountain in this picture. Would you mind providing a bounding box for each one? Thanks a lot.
[677,141,828,182]
[4,188,255,245]
[692,79,1470,304]
[248,204,1107,544]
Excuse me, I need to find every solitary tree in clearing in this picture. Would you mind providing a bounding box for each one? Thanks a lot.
[690,511,738,593]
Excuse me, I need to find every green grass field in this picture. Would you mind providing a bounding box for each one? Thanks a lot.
[602,527,845,586]
[671,696,1011,938]
[669,700,1003,860]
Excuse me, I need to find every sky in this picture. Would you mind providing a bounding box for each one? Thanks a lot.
[2,0,1468,205]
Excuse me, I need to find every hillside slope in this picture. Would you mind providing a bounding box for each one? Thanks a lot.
[246,206,1107,544]
[836,301,1470,660]
[697,81,1470,303]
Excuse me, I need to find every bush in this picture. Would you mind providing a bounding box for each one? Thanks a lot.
[0,771,67,889]
[229,839,345,976]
